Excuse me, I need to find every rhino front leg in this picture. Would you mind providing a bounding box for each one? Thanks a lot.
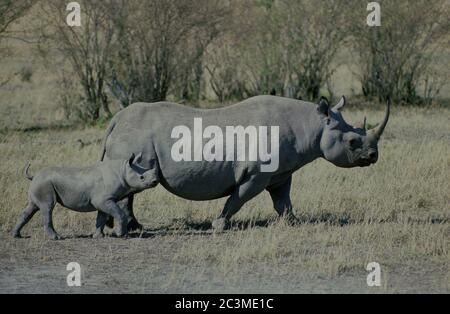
[266,176,298,224]
[122,195,143,231]
[93,211,108,238]
[96,200,128,237]
[102,195,142,232]
[212,174,271,232]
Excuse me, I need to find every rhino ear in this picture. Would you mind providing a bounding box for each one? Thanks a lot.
[317,96,330,117]
[133,152,143,165]
[128,153,136,166]
[332,96,346,112]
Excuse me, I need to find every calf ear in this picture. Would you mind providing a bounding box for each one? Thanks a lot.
[134,152,143,165]
[317,97,330,117]
[128,153,136,166]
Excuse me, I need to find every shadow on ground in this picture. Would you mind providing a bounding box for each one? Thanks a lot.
[89,212,448,239]
[54,212,450,240]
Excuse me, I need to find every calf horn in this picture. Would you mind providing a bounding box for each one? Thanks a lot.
[369,100,390,140]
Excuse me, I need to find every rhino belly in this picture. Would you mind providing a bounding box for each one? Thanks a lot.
[158,161,239,201]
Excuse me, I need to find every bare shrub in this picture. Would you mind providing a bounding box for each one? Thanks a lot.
[107,0,230,106]
[349,0,450,104]
[280,0,348,100]
[0,0,35,40]
[205,42,249,103]
[41,0,115,121]
[0,0,35,88]
[213,0,348,101]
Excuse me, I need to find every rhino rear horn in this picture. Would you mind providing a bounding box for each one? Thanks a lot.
[356,116,367,130]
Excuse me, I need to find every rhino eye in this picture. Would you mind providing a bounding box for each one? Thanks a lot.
[348,138,358,148]
[139,175,144,180]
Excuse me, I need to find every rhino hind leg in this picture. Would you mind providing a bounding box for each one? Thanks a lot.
[212,173,271,232]
[267,176,298,224]
[41,204,60,240]
[12,202,39,238]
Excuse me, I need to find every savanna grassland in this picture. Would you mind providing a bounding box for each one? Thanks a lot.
[0,1,449,293]
[0,60,449,293]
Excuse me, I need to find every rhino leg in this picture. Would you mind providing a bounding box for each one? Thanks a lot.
[212,173,271,232]
[123,195,143,231]
[12,202,39,238]
[102,195,142,232]
[93,211,108,238]
[96,200,128,237]
[267,176,298,224]
[41,204,60,240]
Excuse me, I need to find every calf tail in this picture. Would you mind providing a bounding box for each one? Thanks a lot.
[24,163,33,181]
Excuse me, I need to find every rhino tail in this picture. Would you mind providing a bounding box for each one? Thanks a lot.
[24,163,33,181]
[100,117,117,161]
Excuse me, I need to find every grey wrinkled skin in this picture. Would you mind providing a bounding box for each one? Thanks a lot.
[13,153,159,240]
[99,95,389,231]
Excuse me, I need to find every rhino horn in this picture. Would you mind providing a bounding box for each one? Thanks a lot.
[356,116,367,130]
[332,96,346,112]
[369,100,390,140]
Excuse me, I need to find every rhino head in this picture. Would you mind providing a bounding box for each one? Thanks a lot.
[124,152,159,189]
[318,96,390,168]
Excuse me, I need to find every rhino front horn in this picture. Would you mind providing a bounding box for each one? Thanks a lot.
[370,100,390,140]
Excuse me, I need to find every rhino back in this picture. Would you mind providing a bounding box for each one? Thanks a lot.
[30,166,99,211]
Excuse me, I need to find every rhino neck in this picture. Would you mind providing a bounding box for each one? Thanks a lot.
[289,106,324,169]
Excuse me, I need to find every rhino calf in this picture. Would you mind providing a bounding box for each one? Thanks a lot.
[12,153,158,240]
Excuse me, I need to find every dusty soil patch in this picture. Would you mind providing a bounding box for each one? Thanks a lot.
[0,226,448,294]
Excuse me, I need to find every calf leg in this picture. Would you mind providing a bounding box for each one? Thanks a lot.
[31,185,60,240]
[12,202,39,238]
[266,176,298,224]
[41,204,60,240]
[96,200,128,237]
[93,211,108,238]
[102,195,142,231]
[212,173,271,232]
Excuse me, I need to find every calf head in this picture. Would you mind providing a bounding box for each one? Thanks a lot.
[124,153,159,189]
[318,96,390,168]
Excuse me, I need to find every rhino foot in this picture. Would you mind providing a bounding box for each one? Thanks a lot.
[105,216,114,229]
[212,218,228,233]
[92,230,105,239]
[127,218,143,232]
[47,232,62,240]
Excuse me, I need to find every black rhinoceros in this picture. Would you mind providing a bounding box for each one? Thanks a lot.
[99,95,389,233]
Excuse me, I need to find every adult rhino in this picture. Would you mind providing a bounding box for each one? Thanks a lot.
[99,95,390,233]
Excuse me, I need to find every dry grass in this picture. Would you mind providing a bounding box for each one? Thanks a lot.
[0,103,449,293]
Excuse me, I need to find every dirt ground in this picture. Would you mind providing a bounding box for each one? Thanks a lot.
[0,229,448,294]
